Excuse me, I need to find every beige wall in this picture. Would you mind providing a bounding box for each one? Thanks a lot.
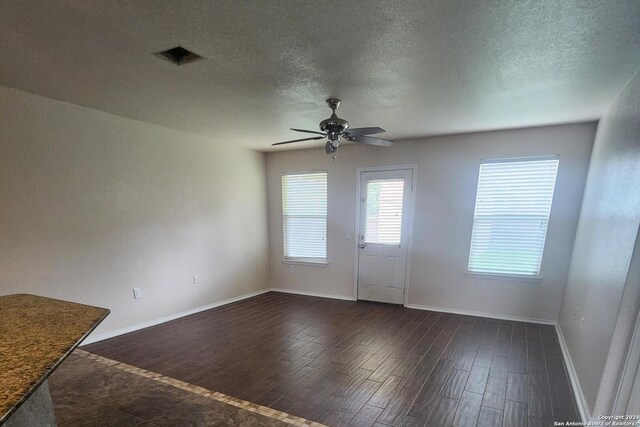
[267,123,595,321]
[559,71,640,413]
[0,85,270,336]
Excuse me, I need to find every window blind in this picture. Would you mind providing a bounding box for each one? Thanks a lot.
[365,179,405,245]
[468,158,559,277]
[282,172,327,260]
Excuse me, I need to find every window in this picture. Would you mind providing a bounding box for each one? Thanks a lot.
[364,179,405,245]
[282,172,327,262]
[468,157,559,277]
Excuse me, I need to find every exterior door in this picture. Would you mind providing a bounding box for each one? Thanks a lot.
[357,169,413,304]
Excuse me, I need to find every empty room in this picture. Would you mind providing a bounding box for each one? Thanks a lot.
[1,1,639,426]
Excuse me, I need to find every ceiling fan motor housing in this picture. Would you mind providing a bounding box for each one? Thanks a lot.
[320,98,348,145]
[320,114,349,143]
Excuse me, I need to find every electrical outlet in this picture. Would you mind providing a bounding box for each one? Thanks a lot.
[289,265,294,273]
[573,307,579,319]
[193,275,199,284]
[133,287,142,299]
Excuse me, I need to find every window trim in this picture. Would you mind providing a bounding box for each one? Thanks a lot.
[281,170,328,264]
[466,155,559,279]
[464,271,542,283]
[281,258,329,266]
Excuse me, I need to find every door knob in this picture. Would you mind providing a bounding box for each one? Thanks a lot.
[359,243,366,249]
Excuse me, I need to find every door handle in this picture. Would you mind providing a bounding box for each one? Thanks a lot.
[359,243,367,249]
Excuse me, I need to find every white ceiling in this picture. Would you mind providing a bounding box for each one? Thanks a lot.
[1,0,638,151]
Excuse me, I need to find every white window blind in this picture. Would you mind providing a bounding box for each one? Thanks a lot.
[365,179,405,245]
[468,158,559,277]
[282,172,327,261]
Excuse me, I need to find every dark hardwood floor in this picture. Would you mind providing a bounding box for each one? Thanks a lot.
[83,292,579,426]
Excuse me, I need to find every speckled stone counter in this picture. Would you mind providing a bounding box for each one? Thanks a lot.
[0,294,109,425]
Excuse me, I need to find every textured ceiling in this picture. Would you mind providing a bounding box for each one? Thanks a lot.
[0,0,638,151]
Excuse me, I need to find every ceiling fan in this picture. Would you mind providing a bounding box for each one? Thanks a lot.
[272,98,394,160]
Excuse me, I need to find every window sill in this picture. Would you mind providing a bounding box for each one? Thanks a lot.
[282,258,329,267]
[464,271,542,283]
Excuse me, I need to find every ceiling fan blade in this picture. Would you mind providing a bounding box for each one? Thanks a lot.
[272,136,325,146]
[290,128,326,136]
[350,135,394,147]
[343,127,385,137]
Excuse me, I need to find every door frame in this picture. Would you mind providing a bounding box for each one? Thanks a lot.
[610,224,640,416]
[353,164,418,306]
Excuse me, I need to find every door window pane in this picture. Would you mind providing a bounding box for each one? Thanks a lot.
[365,179,404,244]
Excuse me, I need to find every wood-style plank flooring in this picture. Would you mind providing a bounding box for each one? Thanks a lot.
[84,292,579,426]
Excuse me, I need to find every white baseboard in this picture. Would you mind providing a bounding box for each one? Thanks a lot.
[405,303,557,325]
[270,287,356,301]
[555,323,590,422]
[82,289,271,345]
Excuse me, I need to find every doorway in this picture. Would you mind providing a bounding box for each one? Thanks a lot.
[355,166,416,305]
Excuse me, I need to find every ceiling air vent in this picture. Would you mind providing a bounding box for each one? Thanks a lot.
[155,46,202,65]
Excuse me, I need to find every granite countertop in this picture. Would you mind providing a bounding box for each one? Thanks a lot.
[0,294,109,424]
